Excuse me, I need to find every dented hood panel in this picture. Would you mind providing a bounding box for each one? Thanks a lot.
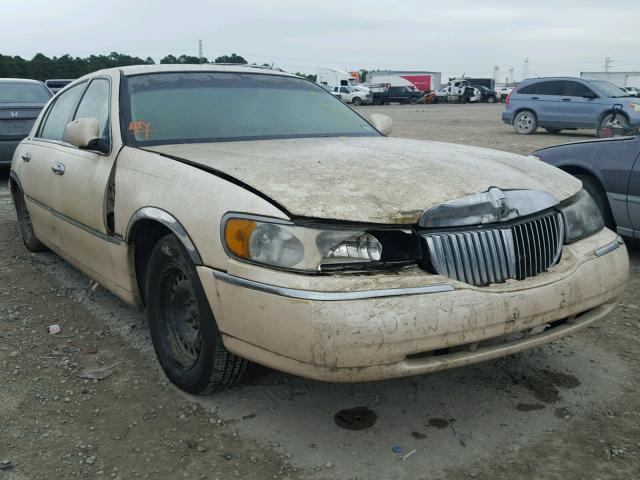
[148,137,581,224]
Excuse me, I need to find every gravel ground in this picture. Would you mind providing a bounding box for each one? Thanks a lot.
[1,103,639,480]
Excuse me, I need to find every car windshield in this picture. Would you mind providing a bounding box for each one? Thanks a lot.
[0,82,50,103]
[124,72,378,145]
[588,80,631,98]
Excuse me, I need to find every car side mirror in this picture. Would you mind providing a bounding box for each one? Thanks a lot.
[64,117,101,148]
[369,113,393,135]
[582,91,598,99]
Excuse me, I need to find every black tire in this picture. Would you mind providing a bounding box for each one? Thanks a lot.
[15,189,47,252]
[146,234,250,394]
[575,174,615,230]
[352,97,362,106]
[600,113,629,128]
[373,97,382,106]
[488,96,497,103]
[545,128,562,134]
[513,110,538,135]
[409,96,418,105]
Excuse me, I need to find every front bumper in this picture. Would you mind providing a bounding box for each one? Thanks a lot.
[198,229,628,382]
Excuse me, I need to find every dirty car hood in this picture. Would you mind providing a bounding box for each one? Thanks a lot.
[148,137,581,224]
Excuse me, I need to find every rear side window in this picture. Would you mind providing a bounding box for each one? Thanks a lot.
[38,83,86,141]
[563,81,596,97]
[517,81,564,95]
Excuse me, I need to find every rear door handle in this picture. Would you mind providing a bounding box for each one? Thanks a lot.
[21,152,31,162]
[531,96,539,100]
[562,98,571,101]
[51,162,65,175]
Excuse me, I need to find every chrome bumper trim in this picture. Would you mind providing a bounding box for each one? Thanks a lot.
[212,270,454,301]
[594,235,624,257]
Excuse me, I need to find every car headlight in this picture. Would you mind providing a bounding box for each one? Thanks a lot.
[628,102,640,112]
[222,215,383,272]
[558,189,604,243]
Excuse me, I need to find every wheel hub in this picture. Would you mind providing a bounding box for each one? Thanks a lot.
[163,270,201,369]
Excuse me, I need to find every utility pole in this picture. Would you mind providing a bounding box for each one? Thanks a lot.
[604,56,612,72]
[508,67,514,84]
[198,39,203,63]
[493,65,500,86]
[523,57,530,80]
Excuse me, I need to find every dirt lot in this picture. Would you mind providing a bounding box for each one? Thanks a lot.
[1,103,639,480]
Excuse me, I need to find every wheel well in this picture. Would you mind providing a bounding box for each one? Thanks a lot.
[598,109,630,125]
[560,165,600,185]
[130,220,172,305]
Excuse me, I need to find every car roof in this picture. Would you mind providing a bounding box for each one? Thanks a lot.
[78,64,300,80]
[0,78,46,85]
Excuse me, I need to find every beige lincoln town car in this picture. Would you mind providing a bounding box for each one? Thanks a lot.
[9,65,629,394]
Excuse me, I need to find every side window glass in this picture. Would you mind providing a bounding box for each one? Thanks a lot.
[74,79,111,141]
[564,81,594,97]
[38,83,86,141]
[536,81,563,96]
[517,84,538,94]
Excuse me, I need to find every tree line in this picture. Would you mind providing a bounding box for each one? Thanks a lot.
[0,51,317,82]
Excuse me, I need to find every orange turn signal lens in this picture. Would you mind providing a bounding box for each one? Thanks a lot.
[224,219,257,259]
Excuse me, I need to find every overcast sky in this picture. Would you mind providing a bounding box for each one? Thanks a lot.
[3,0,639,81]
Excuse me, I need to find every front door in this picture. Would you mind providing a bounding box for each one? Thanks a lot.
[46,76,122,281]
[627,138,640,235]
[559,81,602,128]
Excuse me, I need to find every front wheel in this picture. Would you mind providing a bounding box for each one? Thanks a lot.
[513,110,538,134]
[146,234,250,394]
[352,97,362,106]
[600,113,628,128]
[409,96,418,105]
[15,189,47,252]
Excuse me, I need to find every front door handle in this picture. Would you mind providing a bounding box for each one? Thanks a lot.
[531,96,539,100]
[51,162,65,175]
[562,98,571,101]
[21,152,31,162]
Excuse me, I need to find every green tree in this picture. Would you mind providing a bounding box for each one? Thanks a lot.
[214,53,247,64]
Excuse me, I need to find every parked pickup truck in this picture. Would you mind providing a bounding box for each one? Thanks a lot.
[370,85,424,105]
[331,85,372,105]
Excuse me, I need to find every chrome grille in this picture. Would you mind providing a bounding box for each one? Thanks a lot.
[423,212,564,286]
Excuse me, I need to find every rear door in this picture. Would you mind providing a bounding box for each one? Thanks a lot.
[14,81,88,249]
[559,81,601,128]
[521,80,564,126]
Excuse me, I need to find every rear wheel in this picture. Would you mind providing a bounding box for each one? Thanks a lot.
[373,97,382,106]
[146,234,250,394]
[575,174,615,230]
[488,96,497,103]
[352,97,362,106]
[513,110,538,135]
[15,189,47,252]
[409,96,418,105]
[545,128,562,134]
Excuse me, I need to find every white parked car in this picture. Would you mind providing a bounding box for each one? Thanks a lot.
[497,86,514,103]
[622,86,640,97]
[8,64,629,394]
[332,85,373,105]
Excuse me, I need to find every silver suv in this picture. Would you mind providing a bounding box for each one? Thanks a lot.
[502,77,640,134]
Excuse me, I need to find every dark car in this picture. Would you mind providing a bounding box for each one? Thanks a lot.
[471,85,498,103]
[372,86,423,105]
[1,79,52,167]
[45,79,74,93]
[534,133,640,237]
